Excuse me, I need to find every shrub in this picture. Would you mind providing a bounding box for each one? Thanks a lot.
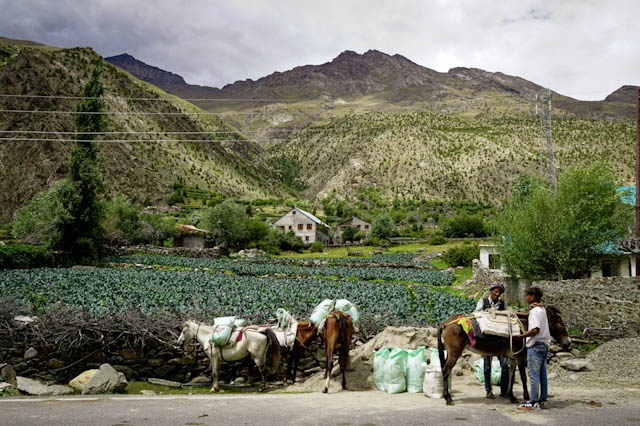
[443,212,486,238]
[310,241,324,253]
[428,235,448,245]
[0,244,56,269]
[442,244,479,267]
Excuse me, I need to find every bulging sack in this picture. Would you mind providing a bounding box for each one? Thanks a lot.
[473,358,502,385]
[406,347,426,394]
[423,366,445,398]
[310,299,335,328]
[373,346,390,391]
[335,299,360,325]
[384,347,408,394]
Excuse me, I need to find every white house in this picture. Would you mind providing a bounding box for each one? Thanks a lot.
[272,207,331,245]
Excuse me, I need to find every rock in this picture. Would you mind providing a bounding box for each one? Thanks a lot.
[16,376,73,396]
[570,348,583,357]
[46,358,65,369]
[549,344,563,353]
[24,347,39,360]
[147,378,182,388]
[69,369,97,391]
[187,375,210,385]
[140,390,157,395]
[560,358,594,372]
[0,363,17,386]
[71,364,128,394]
[13,315,37,323]
[112,365,135,380]
[555,352,574,359]
[0,382,14,392]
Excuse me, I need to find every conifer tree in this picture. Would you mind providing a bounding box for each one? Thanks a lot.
[49,64,106,262]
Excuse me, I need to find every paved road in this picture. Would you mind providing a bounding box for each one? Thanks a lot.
[3,390,640,426]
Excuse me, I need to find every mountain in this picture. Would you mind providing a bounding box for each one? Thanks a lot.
[2,38,638,224]
[107,50,637,121]
[0,38,292,223]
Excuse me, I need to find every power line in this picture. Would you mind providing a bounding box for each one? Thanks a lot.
[0,93,318,102]
[0,109,263,116]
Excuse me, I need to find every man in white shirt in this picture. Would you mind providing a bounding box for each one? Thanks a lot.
[514,286,551,410]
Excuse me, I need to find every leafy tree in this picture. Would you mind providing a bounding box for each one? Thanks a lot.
[49,64,106,262]
[139,213,176,245]
[103,195,143,245]
[444,212,486,238]
[341,226,359,242]
[12,181,73,244]
[371,213,393,240]
[498,165,632,279]
[442,243,479,267]
[201,200,248,248]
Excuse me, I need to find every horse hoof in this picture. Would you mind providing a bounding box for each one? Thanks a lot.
[322,388,328,394]
[510,397,519,404]
[446,400,454,406]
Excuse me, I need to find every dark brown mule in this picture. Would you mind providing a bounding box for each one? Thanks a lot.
[282,321,318,386]
[437,306,571,405]
[321,310,354,393]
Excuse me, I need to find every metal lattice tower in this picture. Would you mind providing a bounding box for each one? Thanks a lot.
[537,88,557,188]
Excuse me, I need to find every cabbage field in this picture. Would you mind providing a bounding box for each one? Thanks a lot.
[0,254,475,326]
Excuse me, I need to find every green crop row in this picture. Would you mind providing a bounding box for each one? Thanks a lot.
[104,255,455,286]
[0,268,474,324]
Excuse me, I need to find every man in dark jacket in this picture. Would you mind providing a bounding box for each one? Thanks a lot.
[474,281,509,399]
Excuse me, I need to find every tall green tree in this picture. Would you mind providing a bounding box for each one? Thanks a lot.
[497,164,632,279]
[201,200,248,248]
[371,213,394,240]
[49,64,106,262]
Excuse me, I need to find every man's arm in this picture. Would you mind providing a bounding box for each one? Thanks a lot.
[513,327,539,340]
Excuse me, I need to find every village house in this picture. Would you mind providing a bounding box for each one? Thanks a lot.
[272,207,331,245]
[175,224,209,249]
[335,216,371,243]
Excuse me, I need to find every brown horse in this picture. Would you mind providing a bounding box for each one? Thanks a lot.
[437,306,571,405]
[321,310,354,393]
[282,321,318,385]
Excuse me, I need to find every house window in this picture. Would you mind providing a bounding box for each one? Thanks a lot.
[357,225,361,229]
[298,224,304,230]
[365,224,369,230]
[279,226,285,231]
[305,236,309,241]
[307,223,313,230]
[288,226,292,230]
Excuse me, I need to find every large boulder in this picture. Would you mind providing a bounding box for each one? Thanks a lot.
[16,377,73,396]
[560,358,594,372]
[70,364,128,394]
[0,363,17,386]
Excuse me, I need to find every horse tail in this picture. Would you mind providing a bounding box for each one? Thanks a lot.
[437,321,447,369]
[263,328,281,375]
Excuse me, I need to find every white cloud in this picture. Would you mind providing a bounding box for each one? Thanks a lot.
[1,0,638,100]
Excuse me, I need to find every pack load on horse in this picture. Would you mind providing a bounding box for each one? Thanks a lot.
[177,319,281,392]
[270,308,318,385]
[309,299,359,393]
[437,306,571,405]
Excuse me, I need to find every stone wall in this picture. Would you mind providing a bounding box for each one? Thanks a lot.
[535,277,640,338]
[106,245,220,258]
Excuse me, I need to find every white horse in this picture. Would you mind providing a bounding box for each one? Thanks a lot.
[177,320,281,392]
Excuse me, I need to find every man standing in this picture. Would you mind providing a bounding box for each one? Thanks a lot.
[514,286,551,410]
[475,281,509,399]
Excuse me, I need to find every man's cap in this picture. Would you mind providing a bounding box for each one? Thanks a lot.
[490,281,504,291]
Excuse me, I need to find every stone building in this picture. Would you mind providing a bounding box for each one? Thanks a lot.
[335,216,371,243]
[175,224,208,249]
[272,207,331,245]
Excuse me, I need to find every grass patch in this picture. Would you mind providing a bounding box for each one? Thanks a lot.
[124,381,272,395]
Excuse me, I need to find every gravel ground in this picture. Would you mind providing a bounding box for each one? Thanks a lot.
[552,338,640,388]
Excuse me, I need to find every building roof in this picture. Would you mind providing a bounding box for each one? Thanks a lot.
[177,224,209,236]
[295,207,330,229]
[337,216,370,227]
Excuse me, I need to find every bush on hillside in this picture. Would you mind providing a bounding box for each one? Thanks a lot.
[0,244,56,269]
[310,241,324,253]
[442,243,479,267]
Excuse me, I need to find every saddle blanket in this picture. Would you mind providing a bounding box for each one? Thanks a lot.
[474,310,522,338]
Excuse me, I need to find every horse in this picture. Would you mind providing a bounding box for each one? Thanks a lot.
[282,321,318,385]
[437,306,571,405]
[321,310,354,393]
[177,320,281,392]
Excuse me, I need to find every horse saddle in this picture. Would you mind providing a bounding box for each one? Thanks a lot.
[474,310,522,338]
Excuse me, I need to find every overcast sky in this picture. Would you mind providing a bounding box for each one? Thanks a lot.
[1,0,638,100]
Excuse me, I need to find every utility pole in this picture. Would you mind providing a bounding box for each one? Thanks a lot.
[538,88,557,188]
[636,87,640,275]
